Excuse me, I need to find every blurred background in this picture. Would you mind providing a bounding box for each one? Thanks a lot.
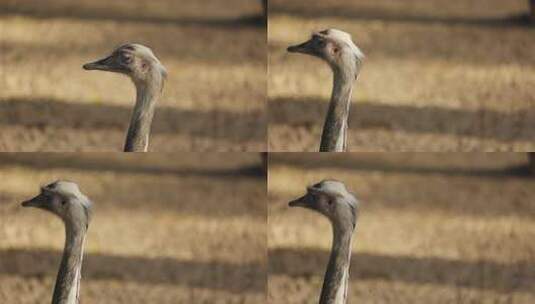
[269,153,535,303]
[0,153,266,303]
[0,0,266,152]
[268,0,535,151]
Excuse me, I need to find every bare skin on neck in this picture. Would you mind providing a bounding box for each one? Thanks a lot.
[289,180,359,304]
[21,181,92,304]
[288,29,364,152]
[83,43,167,152]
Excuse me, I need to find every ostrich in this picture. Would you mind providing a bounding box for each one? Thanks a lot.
[288,29,364,152]
[21,181,92,304]
[83,44,167,152]
[289,180,359,304]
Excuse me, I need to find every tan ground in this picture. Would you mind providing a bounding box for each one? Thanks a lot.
[268,0,535,151]
[268,153,535,303]
[0,0,266,152]
[0,153,266,303]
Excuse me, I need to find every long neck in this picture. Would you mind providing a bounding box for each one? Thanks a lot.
[124,74,162,152]
[320,67,355,152]
[51,224,87,304]
[319,225,354,304]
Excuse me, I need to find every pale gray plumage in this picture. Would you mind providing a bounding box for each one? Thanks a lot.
[288,29,364,152]
[289,180,359,304]
[21,181,92,304]
[83,43,167,152]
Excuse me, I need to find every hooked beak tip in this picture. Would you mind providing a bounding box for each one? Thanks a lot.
[83,63,99,70]
[287,46,299,53]
[83,56,114,71]
[287,41,312,54]
[288,199,302,207]
[21,196,44,208]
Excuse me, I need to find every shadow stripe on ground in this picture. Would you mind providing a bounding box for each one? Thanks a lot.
[270,5,534,28]
[269,248,535,294]
[0,5,265,28]
[0,249,266,293]
[0,98,266,143]
[270,153,533,178]
[270,97,535,141]
[0,154,265,178]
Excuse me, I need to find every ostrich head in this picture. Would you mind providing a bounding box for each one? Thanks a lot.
[83,43,167,86]
[21,181,92,230]
[287,29,364,77]
[289,180,358,230]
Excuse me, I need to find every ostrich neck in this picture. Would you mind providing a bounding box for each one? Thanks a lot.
[319,225,354,304]
[52,225,86,304]
[320,67,355,152]
[124,75,162,152]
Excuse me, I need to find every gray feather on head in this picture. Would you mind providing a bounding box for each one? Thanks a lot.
[288,28,364,78]
[290,179,360,230]
[23,180,93,229]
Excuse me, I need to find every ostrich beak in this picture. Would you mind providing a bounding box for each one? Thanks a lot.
[287,39,315,55]
[21,193,48,209]
[83,55,121,72]
[289,194,309,208]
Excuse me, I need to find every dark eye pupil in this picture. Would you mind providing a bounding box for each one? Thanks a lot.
[61,200,67,206]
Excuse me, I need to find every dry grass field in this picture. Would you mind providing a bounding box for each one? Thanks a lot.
[268,0,535,151]
[268,153,535,303]
[0,153,266,303]
[0,0,266,152]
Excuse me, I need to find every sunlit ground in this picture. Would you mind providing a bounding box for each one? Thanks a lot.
[268,153,535,303]
[0,0,266,151]
[268,0,535,151]
[0,153,266,303]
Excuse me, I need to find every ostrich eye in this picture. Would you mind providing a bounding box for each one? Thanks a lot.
[61,200,67,206]
[121,53,132,64]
